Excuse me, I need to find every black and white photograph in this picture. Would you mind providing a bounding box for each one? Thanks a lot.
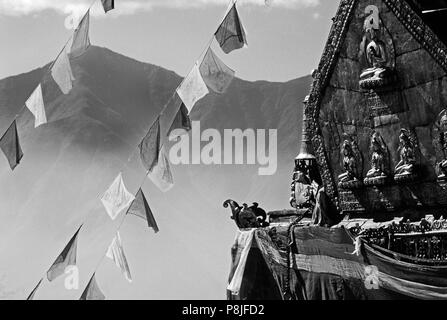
[1,0,447,308]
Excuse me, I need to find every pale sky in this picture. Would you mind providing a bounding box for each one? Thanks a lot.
[0,0,339,82]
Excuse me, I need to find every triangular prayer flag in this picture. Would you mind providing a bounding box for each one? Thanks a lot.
[80,273,105,300]
[139,117,160,172]
[176,64,209,113]
[101,173,135,220]
[25,84,47,128]
[127,188,159,233]
[70,10,91,58]
[215,3,247,54]
[148,145,174,192]
[26,278,43,300]
[51,47,75,94]
[106,231,132,282]
[101,0,114,13]
[47,225,82,281]
[0,120,23,171]
[199,47,235,94]
[167,100,191,139]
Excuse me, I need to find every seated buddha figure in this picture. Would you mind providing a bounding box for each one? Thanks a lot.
[338,140,362,188]
[364,132,388,185]
[366,134,386,178]
[360,28,390,83]
[395,130,417,179]
[438,113,447,180]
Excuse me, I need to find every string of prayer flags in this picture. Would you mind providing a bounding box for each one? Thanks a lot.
[127,189,159,233]
[0,120,23,171]
[51,47,75,94]
[215,3,247,54]
[101,173,135,220]
[101,0,115,13]
[70,10,91,58]
[176,64,209,113]
[26,278,43,300]
[199,47,235,94]
[25,84,47,128]
[47,225,82,281]
[139,117,160,172]
[79,273,105,300]
[148,145,174,192]
[106,231,132,282]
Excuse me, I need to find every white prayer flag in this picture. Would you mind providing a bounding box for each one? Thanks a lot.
[148,146,174,192]
[101,173,135,220]
[106,231,132,282]
[71,10,91,58]
[176,64,209,113]
[25,84,47,128]
[51,47,75,94]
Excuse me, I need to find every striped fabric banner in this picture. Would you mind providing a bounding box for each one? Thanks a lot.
[248,226,447,300]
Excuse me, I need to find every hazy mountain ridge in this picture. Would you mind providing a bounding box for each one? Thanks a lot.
[0,46,311,299]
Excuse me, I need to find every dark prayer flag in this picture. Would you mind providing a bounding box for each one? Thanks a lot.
[214,4,247,54]
[167,101,191,139]
[26,278,43,300]
[47,225,82,281]
[70,10,91,58]
[80,273,105,300]
[101,0,114,13]
[127,188,159,233]
[139,117,160,172]
[0,120,23,171]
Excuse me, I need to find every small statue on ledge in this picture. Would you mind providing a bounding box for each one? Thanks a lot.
[338,139,363,189]
[364,131,390,186]
[290,159,317,209]
[359,5,395,89]
[394,129,419,183]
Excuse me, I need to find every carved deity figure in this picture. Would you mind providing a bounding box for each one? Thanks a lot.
[290,160,315,209]
[364,131,389,186]
[437,112,447,179]
[359,5,394,88]
[338,139,363,189]
[395,129,417,178]
[366,133,387,178]
[338,140,360,183]
[360,28,389,81]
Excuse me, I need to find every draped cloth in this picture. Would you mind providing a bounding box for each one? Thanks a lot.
[70,10,91,58]
[25,84,47,128]
[106,231,132,282]
[101,173,135,220]
[80,273,105,300]
[199,48,235,94]
[230,226,447,300]
[176,64,209,113]
[0,120,23,170]
[127,188,159,233]
[51,47,75,94]
[227,229,256,296]
[214,3,247,54]
[47,225,82,281]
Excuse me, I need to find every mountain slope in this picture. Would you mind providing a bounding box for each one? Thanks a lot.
[0,46,310,299]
